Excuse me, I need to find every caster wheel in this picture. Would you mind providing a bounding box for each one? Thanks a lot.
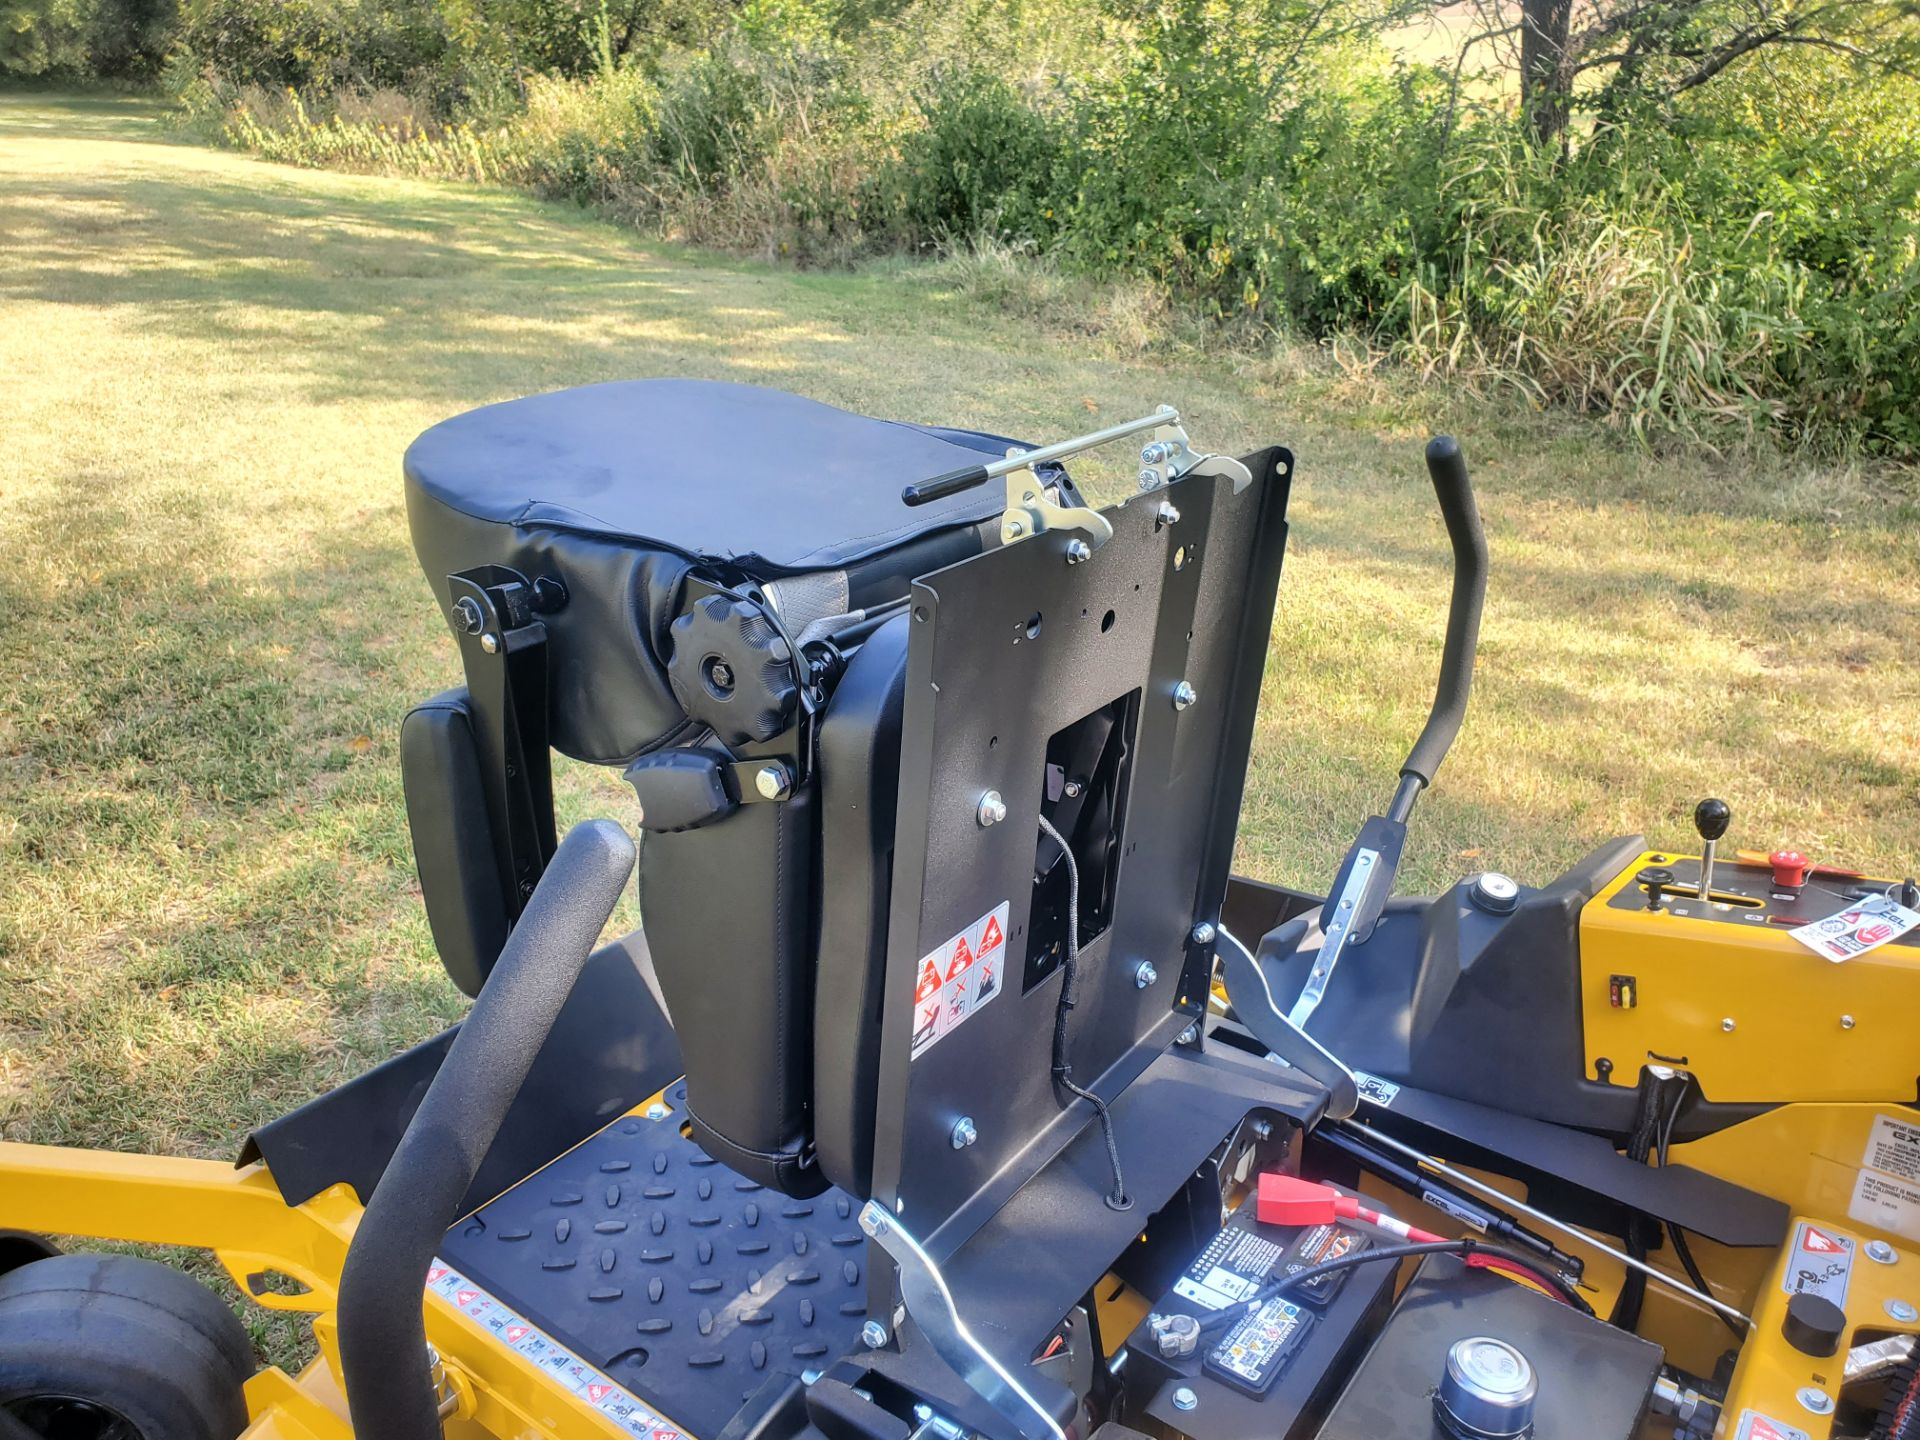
[0,1254,254,1440]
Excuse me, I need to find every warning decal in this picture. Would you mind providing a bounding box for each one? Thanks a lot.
[426,1259,680,1439]
[1849,1113,1920,1240]
[1735,1412,1810,1440]
[909,901,1010,1060]
[1781,1221,1855,1308]
[1352,1071,1401,1108]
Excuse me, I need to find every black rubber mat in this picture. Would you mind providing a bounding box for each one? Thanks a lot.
[439,1082,869,1438]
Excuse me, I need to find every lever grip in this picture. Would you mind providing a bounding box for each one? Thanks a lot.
[337,819,637,1440]
[1399,436,1487,792]
[901,462,991,507]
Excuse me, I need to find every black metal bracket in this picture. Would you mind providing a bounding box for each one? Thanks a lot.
[446,565,557,923]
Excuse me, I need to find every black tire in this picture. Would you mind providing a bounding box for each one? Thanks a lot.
[0,1254,254,1440]
[0,1235,58,1282]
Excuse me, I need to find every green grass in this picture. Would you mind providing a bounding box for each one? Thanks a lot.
[2,87,1917,1176]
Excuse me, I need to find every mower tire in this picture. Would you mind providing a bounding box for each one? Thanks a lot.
[0,1253,255,1440]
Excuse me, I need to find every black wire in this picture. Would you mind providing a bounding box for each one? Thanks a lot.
[1037,813,1130,1211]
[1195,1238,1586,1334]
[1657,1075,1747,1342]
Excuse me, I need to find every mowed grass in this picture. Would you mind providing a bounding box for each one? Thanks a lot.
[3,90,1918,1170]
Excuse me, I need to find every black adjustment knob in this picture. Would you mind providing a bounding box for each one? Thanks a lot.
[666,594,798,749]
[1694,798,1732,843]
[1636,865,1676,910]
[1782,1291,1847,1358]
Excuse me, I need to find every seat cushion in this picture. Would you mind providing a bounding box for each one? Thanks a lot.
[404,379,1027,575]
[404,380,1044,765]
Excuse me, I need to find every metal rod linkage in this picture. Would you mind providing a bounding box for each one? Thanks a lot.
[1335,1121,1753,1329]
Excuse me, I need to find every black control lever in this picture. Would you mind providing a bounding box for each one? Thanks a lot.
[1284,438,1486,1032]
[1390,435,1489,824]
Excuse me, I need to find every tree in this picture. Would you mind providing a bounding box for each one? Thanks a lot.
[1455,0,1920,143]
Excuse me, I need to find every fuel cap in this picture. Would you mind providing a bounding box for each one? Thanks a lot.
[1469,872,1520,915]
[1436,1336,1537,1438]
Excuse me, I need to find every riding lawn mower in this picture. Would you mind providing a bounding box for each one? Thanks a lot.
[4,380,1918,1440]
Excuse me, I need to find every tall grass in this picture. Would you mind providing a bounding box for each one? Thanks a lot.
[178,17,1920,457]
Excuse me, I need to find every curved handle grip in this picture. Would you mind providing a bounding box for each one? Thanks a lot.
[1397,436,1487,797]
[902,462,992,507]
[337,819,637,1440]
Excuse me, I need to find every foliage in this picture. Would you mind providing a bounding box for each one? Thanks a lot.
[18,0,1920,453]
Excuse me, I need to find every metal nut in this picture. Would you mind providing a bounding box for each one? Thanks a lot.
[950,1116,978,1150]
[1135,961,1158,989]
[1721,1018,1736,1032]
[1843,1014,1857,1029]
[1797,1387,1834,1416]
[1171,1386,1199,1412]
[645,1103,668,1121]
[1065,539,1093,565]
[1156,501,1181,527]
[1138,468,1162,491]
[480,633,499,654]
[1172,681,1198,711]
[977,790,1007,827]
[1888,1298,1918,1323]
[755,764,792,801]
[1191,922,1217,946]
[862,1320,890,1350]
[1868,1240,1899,1265]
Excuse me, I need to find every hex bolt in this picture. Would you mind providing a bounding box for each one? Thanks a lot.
[1868,1240,1900,1265]
[1135,961,1159,989]
[1889,1298,1919,1323]
[453,596,485,634]
[1250,1118,1274,1141]
[1138,468,1162,492]
[480,633,500,655]
[1157,501,1181,527]
[1721,1018,1736,1032]
[645,1103,668,1121]
[950,1116,978,1150]
[1172,1386,1199,1412]
[977,790,1007,827]
[862,1320,890,1350]
[1843,1014,1857,1029]
[755,764,792,801]
[1065,539,1093,565]
[1176,1022,1200,1046]
[1172,681,1198,711]
[1797,1387,1834,1416]
[1191,922,1217,947]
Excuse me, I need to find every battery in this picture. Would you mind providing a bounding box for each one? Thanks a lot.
[1203,1295,1316,1397]
[1276,1223,1371,1308]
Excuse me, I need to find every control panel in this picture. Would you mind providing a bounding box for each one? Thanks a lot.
[1582,799,1920,1104]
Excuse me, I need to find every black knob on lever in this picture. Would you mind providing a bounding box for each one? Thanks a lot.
[1693,798,1730,900]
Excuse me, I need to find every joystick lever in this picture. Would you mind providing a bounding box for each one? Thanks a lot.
[1694,798,1731,901]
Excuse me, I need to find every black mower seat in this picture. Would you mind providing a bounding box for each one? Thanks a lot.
[405,380,1047,765]
[404,378,1025,575]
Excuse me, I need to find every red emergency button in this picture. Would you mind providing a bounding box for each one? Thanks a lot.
[1771,850,1811,888]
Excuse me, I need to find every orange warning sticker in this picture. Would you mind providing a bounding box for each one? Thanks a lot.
[910,901,1011,1060]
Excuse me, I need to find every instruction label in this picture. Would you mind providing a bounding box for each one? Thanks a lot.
[1352,1071,1401,1108]
[1780,1221,1855,1307]
[1848,1113,1920,1240]
[1174,1224,1284,1311]
[909,901,1009,1060]
[1789,892,1920,962]
[1735,1412,1810,1440]
[426,1261,682,1440]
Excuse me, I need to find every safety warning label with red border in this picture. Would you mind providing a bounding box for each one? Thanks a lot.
[427,1259,681,1439]
[909,901,1010,1060]
[1780,1221,1855,1308]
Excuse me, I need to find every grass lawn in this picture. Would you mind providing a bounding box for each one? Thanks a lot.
[3,88,1918,1175]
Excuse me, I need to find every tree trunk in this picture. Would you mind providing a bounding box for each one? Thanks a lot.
[1520,0,1575,143]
